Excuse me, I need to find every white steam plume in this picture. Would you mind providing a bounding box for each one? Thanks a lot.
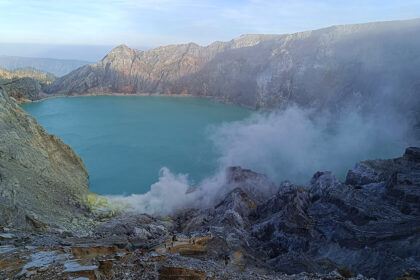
[210,106,414,183]
[109,105,417,215]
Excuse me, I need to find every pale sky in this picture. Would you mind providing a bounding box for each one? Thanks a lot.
[0,0,419,60]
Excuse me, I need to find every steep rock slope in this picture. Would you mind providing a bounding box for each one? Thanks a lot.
[47,19,420,112]
[0,86,94,231]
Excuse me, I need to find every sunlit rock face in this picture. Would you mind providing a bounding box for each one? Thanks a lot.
[47,19,420,115]
[0,86,93,231]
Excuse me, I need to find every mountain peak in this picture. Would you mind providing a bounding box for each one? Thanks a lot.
[103,44,136,62]
[46,18,420,113]
[110,44,131,53]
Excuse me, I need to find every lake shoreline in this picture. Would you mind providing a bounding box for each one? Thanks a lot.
[18,92,258,110]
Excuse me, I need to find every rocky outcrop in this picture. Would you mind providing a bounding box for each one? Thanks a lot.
[0,68,56,101]
[46,19,420,114]
[172,149,420,279]
[0,86,94,231]
[0,77,43,101]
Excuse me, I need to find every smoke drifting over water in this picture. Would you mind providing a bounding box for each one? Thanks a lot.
[110,105,418,215]
[211,106,414,183]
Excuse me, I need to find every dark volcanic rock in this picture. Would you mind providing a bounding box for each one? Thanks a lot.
[96,213,171,250]
[224,166,278,204]
[259,155,420,279]
[404,147,420,162]
[173,151,420,280]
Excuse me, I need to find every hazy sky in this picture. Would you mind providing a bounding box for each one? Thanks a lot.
[0,0,419,60]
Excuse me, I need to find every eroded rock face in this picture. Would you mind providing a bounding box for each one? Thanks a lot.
[46,19,420,114]
[95,213,171,250]
[173,150,420,279]
[0,68,56,102]
[0,77,43,101]
[0,86,93,231]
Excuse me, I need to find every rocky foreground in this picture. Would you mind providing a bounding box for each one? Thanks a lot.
[0,86,419,279]
[0,148,419,279]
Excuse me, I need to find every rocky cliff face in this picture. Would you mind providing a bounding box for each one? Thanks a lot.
[0,68,56,101]
[46,19,420,113]
[0,86,94,231]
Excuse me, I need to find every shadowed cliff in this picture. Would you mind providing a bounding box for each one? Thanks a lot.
[0,68,56,101]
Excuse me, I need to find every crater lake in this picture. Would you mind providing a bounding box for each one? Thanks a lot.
[22,96,251,195]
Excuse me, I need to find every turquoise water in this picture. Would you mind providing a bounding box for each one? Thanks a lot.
[22,96,251,195]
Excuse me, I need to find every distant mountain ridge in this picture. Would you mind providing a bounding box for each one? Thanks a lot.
[45,19,420,114]
[0,67,55,82]
[0,56,89,77]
